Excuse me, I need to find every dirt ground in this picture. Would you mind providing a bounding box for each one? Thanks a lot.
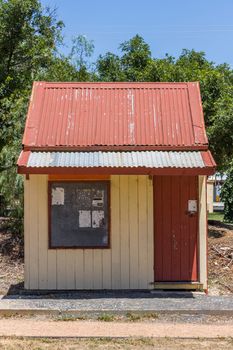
[208,220,233,295]
[0,219,24,295]
[0,218,232,295]
[0,315,233,347]
[0,337,232,350]
[0,311,232,348]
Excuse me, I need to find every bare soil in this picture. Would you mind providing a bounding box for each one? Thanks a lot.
[0,218,24,295]
[0,318,233,341]
[208,220,233,295]
[0,218,232,295]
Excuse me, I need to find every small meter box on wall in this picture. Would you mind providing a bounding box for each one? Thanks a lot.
[188,200,197,213]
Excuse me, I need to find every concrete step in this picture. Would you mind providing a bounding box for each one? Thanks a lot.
[152,282,203,290]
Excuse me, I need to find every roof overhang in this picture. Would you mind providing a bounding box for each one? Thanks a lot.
[17,150,216,176]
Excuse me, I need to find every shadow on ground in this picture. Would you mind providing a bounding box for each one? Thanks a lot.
[208,220,233,231]
[4,284,196,300]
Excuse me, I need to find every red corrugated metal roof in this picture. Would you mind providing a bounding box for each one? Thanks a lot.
[22,81,208,151]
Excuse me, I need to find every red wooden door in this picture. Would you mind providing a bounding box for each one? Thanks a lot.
[154,176,198,282]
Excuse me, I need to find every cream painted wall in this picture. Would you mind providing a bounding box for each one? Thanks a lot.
[207,181,214,213]
[24,174,207,290]
[198,176,207,290]
[24,175,154,290]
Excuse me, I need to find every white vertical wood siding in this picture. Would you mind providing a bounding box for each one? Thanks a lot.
[207,181,214,213]
[24,175,154,289]
[198,175,207,289]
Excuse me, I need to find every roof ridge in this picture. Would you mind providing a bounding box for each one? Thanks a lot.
[36,81,195,85]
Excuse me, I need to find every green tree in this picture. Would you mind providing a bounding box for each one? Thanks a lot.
[40,55,79,82]
[0,0,63,152]
[96,52,125,81]
[0,0,63,94]
[43,35,95,82]
[0,0,64,233]
[221,164,233,223]
[40,36,96,82]
[207,87,233,169]
[96,35,152,82]
[69,35,94,81]
[119,34,152,81]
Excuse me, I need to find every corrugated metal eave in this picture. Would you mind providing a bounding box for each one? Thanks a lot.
[22,151,209,169]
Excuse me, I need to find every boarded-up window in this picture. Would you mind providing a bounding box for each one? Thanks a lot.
[49,181,110,248]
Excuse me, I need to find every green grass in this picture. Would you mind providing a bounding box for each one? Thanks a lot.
[126,312,142,321]
[56,314,87,321]
[54,312,160,323]
[97,313,116,322]
[126,312,159,322]
[208,212,224,222]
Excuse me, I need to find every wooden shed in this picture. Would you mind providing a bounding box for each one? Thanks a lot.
[17,82,216,291]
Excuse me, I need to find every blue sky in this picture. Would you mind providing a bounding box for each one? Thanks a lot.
[41,0,233,66]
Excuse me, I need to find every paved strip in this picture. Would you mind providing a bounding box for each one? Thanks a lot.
[0,293,233,315]
[0,320,232,338]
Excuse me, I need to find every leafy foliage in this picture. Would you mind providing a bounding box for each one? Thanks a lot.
[208,87,233,169]
[221,165,233,223]
[96,52,125,82]
[0,0,63,93]
[0,91,30,234]
[96,35,152,82]
[0,0,64,152]
[119,34,152,81]
[0,0,64,231]
[70,35,94,71]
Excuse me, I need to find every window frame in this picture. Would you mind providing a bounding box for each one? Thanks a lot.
[48,180,111,249]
